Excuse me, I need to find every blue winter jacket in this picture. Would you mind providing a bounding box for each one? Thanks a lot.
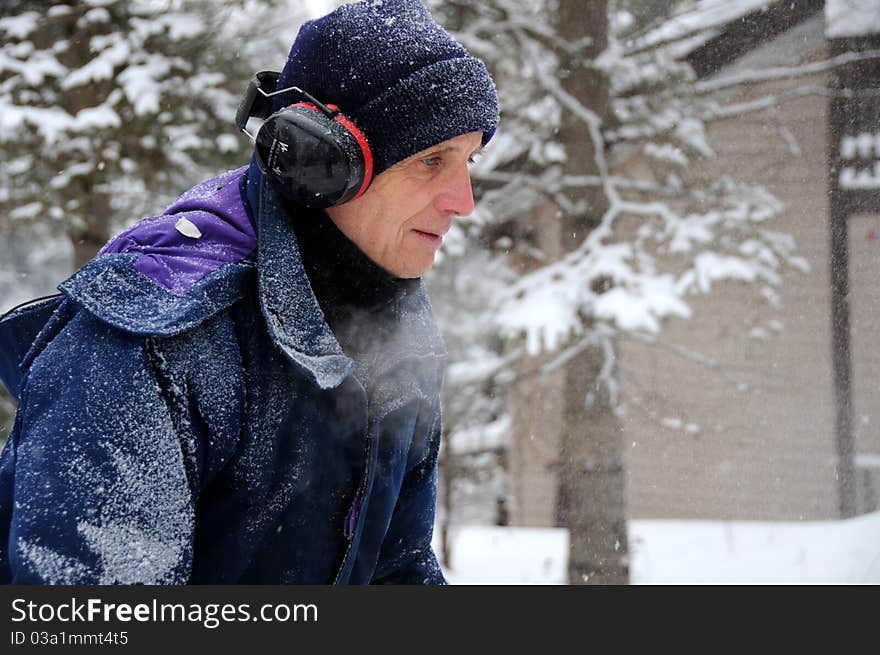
[0,160,447,584]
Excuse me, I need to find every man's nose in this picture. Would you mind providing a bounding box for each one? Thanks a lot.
[436,164,475,217]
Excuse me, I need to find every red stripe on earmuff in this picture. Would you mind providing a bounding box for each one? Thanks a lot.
[328,110,373,201]
[292,102,373,201]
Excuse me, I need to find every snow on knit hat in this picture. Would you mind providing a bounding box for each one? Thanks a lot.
[272,0,499,176]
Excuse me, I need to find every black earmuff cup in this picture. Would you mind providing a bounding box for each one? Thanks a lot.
[255,107,368,209]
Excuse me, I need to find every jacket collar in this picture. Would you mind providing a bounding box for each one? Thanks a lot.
[244,159,445,390]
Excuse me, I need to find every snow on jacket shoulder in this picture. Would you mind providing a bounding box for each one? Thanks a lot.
[0,162,448,585]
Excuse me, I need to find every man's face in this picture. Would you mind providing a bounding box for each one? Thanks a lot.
[325,131,483,278]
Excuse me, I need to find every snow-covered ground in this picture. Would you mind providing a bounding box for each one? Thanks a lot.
[435,511,880,584]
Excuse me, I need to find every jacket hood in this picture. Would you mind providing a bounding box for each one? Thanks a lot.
[58,167,257,336]
[0,295,64,401]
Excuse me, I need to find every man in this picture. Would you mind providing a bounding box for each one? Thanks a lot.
[0,0,498,584]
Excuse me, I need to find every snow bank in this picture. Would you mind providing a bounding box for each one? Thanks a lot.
[436,511,880,584]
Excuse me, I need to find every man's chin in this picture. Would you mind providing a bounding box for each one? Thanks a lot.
[384,257,434,280]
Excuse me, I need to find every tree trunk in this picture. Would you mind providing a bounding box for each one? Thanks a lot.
[555,0,629,585]
[0,387,14,448]
[69,181,111,269]
[59,7,113,269]
[438,434,453,568]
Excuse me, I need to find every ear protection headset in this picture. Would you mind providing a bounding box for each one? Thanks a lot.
[235,71,374,208]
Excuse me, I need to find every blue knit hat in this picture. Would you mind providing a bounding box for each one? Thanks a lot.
[273,0,499,176]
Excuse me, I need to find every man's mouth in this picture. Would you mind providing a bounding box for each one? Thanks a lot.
[412,229,443,246]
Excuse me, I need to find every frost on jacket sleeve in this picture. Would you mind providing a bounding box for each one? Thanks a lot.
[2,310,195,584]
[371,405,447,585]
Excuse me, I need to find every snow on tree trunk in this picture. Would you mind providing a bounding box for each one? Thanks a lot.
[552,0,629,586]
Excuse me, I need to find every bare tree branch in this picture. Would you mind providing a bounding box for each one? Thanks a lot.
[693,48,880,94]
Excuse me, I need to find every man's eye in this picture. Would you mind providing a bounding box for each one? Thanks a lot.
[422,156,442,168]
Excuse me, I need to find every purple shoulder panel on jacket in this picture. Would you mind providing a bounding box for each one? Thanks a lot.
[99,166,256,296]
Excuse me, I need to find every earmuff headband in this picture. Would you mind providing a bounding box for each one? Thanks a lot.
[236,71,340,140]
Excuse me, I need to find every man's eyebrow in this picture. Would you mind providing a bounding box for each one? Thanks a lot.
[419,146,454,157]
[418,144,485,158]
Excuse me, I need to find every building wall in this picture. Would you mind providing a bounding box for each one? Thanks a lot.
[508,19,880,525]
[621,41,842,520]
[509,355,565,526]
[508,202,566,526]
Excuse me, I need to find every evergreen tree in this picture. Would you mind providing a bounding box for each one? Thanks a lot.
[0,0,298,268]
